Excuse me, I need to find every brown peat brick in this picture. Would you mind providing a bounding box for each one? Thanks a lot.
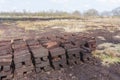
[50,47,67,70]
[32,47,48,58]
[50,47,65,56]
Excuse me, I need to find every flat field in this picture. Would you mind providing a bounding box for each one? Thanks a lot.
[0,17,120,80]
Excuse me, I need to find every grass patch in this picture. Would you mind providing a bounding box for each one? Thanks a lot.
[15,18,120,32]
[93,51,120,65]
[93,43,120,66]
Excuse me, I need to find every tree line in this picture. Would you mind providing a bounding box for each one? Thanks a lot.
[0,7,120,18]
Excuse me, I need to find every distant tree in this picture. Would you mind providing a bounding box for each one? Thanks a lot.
[83,9,99,17]
[23,9,27,15]
[101,11,112,17]
[72,10,81,16]
[112,7,120,16]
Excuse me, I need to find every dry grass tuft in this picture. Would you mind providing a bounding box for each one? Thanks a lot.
[14,18,120,32]
[93,43,120,66]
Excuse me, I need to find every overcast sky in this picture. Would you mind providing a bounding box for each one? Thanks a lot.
[0,0,120,12]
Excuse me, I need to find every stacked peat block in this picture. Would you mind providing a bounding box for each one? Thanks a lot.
[12,39,34,80]
[59,34,82,66]
[87,37,96,51]
[0,40,13,80]
[26,39,51,73]
[72,35,96,63]
[49,47,67,70]
[81,37,96,63]
[0,33,96,79]
[39,36,67,70]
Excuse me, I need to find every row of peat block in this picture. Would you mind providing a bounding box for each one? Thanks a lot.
[0,33,96,80]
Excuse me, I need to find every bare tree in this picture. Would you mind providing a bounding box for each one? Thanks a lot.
[72,10,81,16]
[101,11,111,17]
[83,9,99,17]
[112,7,120,16]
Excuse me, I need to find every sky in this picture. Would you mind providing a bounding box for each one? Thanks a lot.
[0,0,120,12]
